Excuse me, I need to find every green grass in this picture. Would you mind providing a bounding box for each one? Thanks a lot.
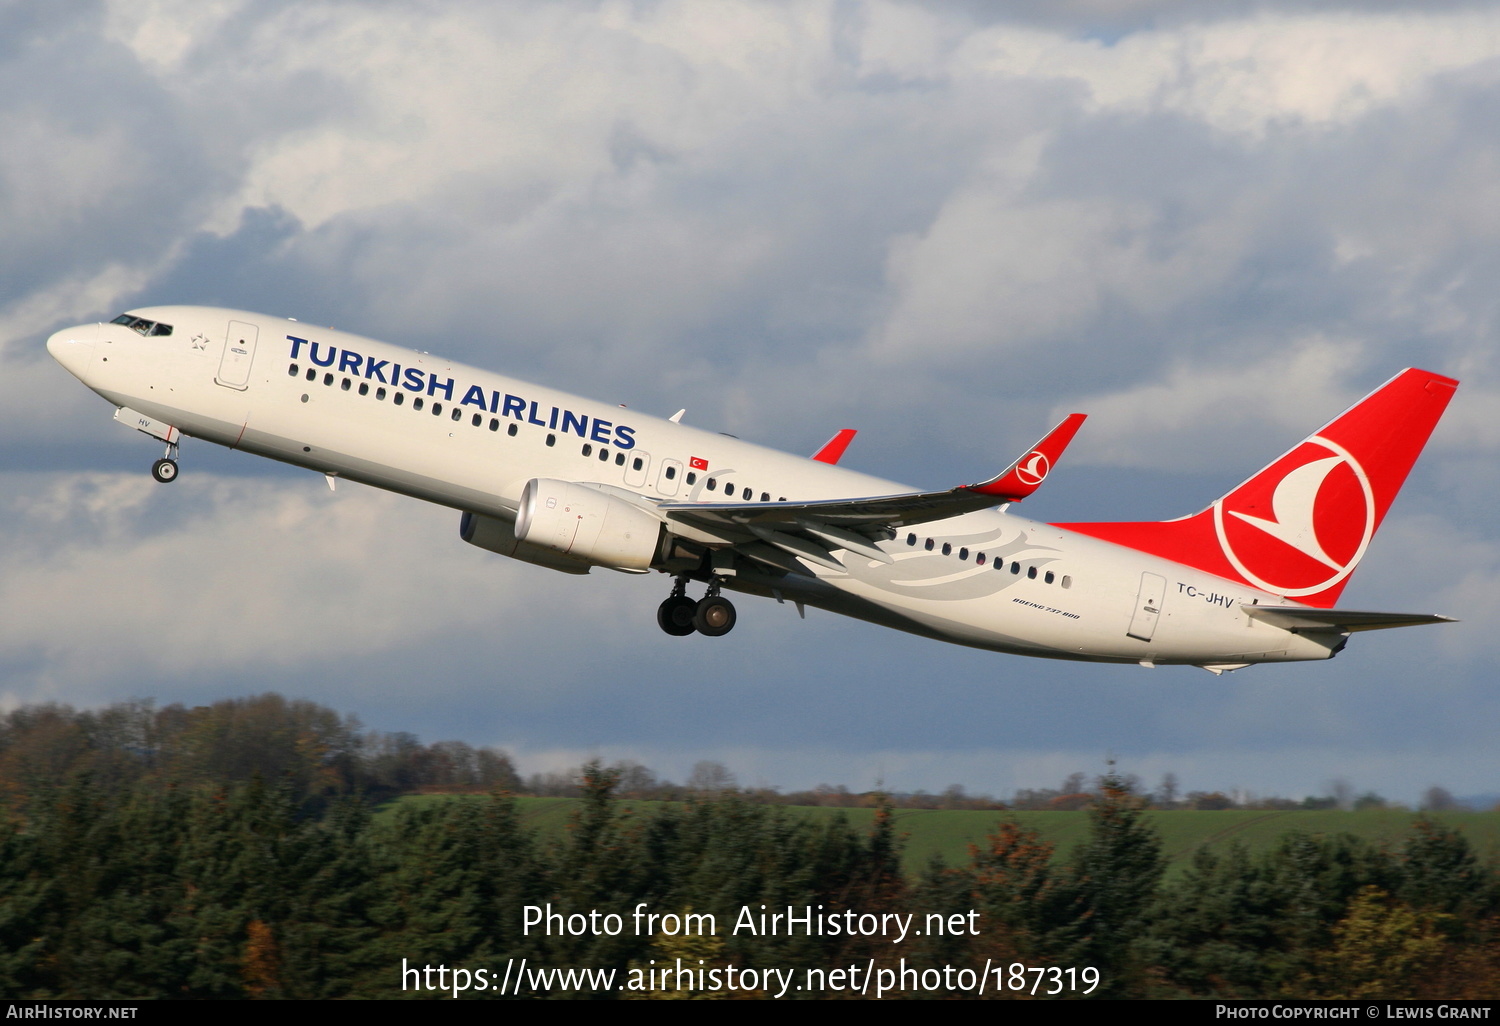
[379,796,1500,879]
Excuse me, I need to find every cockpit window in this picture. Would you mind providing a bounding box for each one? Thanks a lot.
[111,314,173,337]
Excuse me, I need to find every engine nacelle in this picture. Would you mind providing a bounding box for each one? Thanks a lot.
[515,478,664,571]
[459,510,592,575]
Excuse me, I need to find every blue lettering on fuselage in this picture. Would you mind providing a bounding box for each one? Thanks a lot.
[282,335,637,447]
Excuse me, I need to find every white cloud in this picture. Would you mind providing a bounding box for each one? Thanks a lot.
[1054,338,1365,471]
[955,11,1500,137]
[0,471,629,688]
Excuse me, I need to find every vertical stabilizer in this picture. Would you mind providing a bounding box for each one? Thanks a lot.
[1058,369,1458,607]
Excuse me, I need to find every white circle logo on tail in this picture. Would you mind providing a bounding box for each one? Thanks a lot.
[1212,436,1375,597]
[1015,451,1050,486]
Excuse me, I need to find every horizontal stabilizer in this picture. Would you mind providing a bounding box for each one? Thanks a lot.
[1243,605,1457,633]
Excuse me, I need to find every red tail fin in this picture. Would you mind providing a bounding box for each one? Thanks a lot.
[1058,369,1458,607]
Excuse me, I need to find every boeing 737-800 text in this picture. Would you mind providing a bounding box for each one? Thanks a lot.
[47,307,1457,672]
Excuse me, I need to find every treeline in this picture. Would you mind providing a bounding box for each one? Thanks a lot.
[2,766,1496,998]
[2,694,1496,999]
[0,695,521,808]
[2,696,1466,812]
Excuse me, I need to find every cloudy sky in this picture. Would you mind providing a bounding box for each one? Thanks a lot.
[4,0,1498,803]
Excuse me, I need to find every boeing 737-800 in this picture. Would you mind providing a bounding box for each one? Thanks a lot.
[46,306,1457,672]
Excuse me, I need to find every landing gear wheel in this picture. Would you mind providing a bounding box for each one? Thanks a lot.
[694,596,737,637]
[151,458,179,483]
[657,595,698,636]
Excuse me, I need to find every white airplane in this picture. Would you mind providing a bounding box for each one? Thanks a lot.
[47,306,1458,672]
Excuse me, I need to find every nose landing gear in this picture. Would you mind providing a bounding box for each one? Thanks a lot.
[151,441,180,483]
[656,575,737,637]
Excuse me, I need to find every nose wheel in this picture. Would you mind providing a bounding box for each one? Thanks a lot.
[656,576,737,637]
[151,442,181,483]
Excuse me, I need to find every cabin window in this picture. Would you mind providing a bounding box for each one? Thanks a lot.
[323,373,334,386]
[760,492,769,502]
[489,418,499,431]
[706,479,717,491]
[341,378,351,391]
[582,444,592,457]
[432,403,442,416]
[598,448,609,462]
[665,465,677,480]
[507,423,518,436]
[359,382,369,396]
[779,497,787,502]
[452,408,461,421]
[959,547,969,560]
[1061,575,1072,589]
[306,368,315,381]
[470,413,480,426]
[288,364,298,376]
[686,472,697,486]
[1045,571,1055,584]
[413,397,424,410]
[742,487,752,500]
[907,534,917,546]
[377,387,387,400]
[941,542,952,556]
[1027,565,1038,579]
[394,392,405,406]
[1011,562,1020,575]
[634,458,645,471]
[546,434,555,446]
[724,482,734,494]
[976,553,986,565]
[924,538,935,551]
[616,453,626,466]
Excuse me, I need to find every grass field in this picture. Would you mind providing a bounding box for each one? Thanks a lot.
[380,795,1500,879]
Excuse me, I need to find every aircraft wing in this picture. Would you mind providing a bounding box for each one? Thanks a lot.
[1242,605,1458,632]
[660,413,1086,572]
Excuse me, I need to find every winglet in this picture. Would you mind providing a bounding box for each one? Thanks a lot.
[811,428,857,464]
[967,413,1087,501]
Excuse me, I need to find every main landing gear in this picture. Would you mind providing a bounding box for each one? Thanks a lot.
[151,441,180,484]
[657,575,737,638]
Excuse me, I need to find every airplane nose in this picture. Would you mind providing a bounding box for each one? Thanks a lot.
[47,322,98,380]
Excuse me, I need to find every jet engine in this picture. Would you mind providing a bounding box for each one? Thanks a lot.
[459,510,592,575]
[514,478,665,571]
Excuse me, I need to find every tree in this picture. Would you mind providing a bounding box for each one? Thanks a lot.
[1421,787,1457,812]
[1069,768,1164,996]
[687,761,736,793]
